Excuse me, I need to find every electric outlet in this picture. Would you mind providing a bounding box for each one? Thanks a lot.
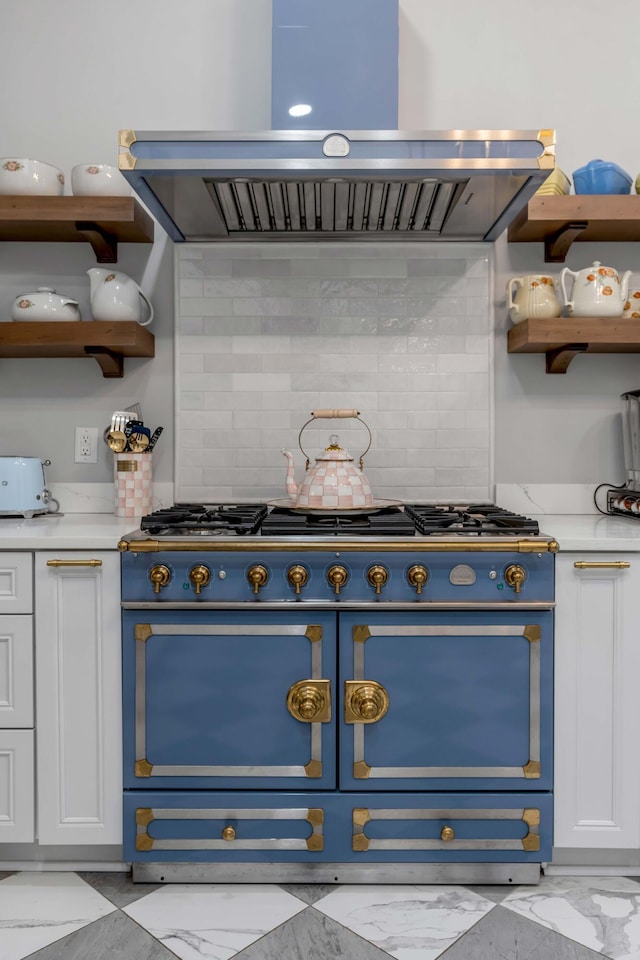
[75,426,99,464]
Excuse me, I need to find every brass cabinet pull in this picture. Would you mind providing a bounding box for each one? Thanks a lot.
[287,679,332,723]
[574,561,631,569]
[345,680,389,724]
[222,825,236,842]
[440,825,455,841]
[46,559,102,567]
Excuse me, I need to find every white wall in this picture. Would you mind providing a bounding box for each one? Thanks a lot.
[2,0,639,489]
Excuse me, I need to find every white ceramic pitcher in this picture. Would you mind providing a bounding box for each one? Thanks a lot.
[560,261,631,318]
[506,274,562,324]
[87,268,154,326]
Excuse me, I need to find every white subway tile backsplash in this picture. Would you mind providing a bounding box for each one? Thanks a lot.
[176,243,492,502]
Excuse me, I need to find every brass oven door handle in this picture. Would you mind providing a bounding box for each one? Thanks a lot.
[287,679,332,723]
[574,561,631,569]
[344,680,390,724]
[46,559,102,567]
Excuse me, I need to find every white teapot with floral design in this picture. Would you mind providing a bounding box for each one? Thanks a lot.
[560,261,631,318]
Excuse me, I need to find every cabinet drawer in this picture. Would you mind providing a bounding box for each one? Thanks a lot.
[0,553,32,614]
[0,615,33,727]
[0,729,34,842]
[123,791,551,864]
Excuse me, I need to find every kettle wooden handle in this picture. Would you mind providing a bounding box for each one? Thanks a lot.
[311,409,359,419]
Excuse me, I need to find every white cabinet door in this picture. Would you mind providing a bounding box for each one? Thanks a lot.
[0,615,33,727]
[554,553,640,849]
[0,730,34,842]
[0,553,32,614]
[35,552,121,845]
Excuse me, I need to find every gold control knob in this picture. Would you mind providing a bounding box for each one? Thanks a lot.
[407,564,429,595]
[440,825,455,842]
[189,564,211,595]
[149,564,171,594]
[505,564,526,594]
[222,825,236,842]
[345,681,390,723]
[367,564,388,595]
[327,564,349,595]
[247,564,269,595]
[287,564,308,595]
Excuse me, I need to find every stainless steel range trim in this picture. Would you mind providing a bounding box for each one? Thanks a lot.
[352,806,539,851]
[368,808,527,819]
[351,623,541,780]
[134,621,326,779]
[122,602,556,611]
[132,862,542,884]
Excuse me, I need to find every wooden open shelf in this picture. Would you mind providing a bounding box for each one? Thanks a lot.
[0,196,154,262]
[508,316,640,373]
[507,195,640,262]
[0,321,155,378]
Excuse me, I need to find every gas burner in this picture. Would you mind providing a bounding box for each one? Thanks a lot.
[405,504,539,537]
[261,505,415,537]
[140,503,267,536]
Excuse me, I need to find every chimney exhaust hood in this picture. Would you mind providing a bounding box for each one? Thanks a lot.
[118,1,553,243]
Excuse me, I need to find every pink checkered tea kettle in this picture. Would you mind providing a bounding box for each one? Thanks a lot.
[282,409,373,509]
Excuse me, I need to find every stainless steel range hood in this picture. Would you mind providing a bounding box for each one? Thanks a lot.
[118,128,554,243]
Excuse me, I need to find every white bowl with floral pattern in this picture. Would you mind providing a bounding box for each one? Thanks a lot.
[71,163,130,197]
[0,159,64,195]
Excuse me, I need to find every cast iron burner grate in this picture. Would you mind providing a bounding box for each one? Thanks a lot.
[260,505,416,536]
[140,503,268,536]
[404,504,539,536]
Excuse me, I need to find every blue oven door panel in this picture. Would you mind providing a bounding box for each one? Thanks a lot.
[122,610,336,789]
[338,610,552,791]
[124,791,551,863]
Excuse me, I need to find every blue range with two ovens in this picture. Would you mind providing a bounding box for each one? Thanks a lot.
[119,502,557,884]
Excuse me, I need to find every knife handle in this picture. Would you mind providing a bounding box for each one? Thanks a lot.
[147,426,163,451]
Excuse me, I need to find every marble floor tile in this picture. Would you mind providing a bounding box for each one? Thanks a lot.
[78,871,163,908]
[22,910,176,960]
[313,884,495,960]
[463,884,518,904]
[0,872,117,960]
[234,905,390,960]
[123,883,308,960]
[502,875,640,959]
[441,904,605,960]
[278,883,341,905]
[0,873,15,882]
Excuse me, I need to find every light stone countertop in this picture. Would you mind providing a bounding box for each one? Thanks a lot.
[1,510,640,552]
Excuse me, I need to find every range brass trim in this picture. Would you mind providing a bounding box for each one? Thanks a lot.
[136,807,154,827]
[523,760,541,778]
[118,537,559,553]
[306,808,324,828]
[440,826,455,841]
[306,834,323,851]
[135,623,153,643]
[353,833,370,852]
[304,759,323,778]
[354,760,372,779]
[119,128,137,148]
[287,679,331,723]
[305,625,322,643]
[136,832,153,851]
[222,826,236,842]
[522,832,540,852]
[353,625,371,644]
[353,808,371,827]
[537,127,556,169]
[522,808,541,827]
[135,758,153,777]
[523,625,541,643]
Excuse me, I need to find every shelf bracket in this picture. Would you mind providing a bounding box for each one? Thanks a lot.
[84,345,124,378]
[75,220,118,263]
[543,221,589,263]
[545,343,589,374]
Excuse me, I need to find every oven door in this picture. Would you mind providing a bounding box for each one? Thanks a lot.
[338,610,552,792]
[123,610,336,789]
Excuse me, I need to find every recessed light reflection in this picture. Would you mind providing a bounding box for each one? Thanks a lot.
[288,103,312,118]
